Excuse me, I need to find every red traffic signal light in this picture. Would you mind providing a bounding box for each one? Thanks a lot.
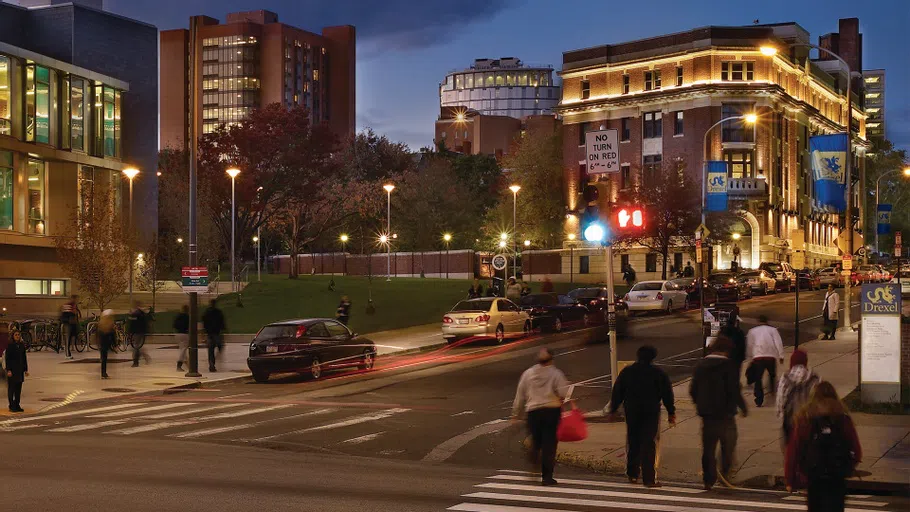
[616,207,645,230]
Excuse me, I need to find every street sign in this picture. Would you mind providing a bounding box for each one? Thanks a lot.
[836,230,864,255]
[896,231,903,245]
[695,240,703,264]
[584,129,620,174]
[857,247,867,257]
[181,266,209,293]
[491,254,507,271]
[860,283,902,403]
[895,245,902,256]
[695,223,711,239]
[792,251,806,270]
[842,254,853,271]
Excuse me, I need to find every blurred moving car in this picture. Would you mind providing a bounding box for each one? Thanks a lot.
[670,277,718,307]
[624,280,689,314]
[737,270,777,295]
[816,267,844,287]
[519,293,588,333]
[797,269,821,291]
[856,265,882,284]
[877,265,892,282]
[247,319,376,383]
[710,272,753,301]
[891,270,910,297]
[442,297,531,344]
[758,261,795,292]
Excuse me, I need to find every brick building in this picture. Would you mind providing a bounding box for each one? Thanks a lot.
[435,107,560,159]
[160,10,355,150]
[557,21,869,279]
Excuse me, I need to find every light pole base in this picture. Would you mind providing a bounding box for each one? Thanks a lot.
[184,371,202,378]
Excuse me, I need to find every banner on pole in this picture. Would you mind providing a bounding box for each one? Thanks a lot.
[809,133,848,212]
[877,204,892,235]
[705,161,728,212]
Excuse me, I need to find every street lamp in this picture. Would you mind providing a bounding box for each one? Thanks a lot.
[443,233,452,279]
[524,240,531,247]
[731,233,741,241]
[340,234,349,276]
[383,184,395,281]
[252,235,260,282]
[226,167,240,292]
[498,240,506,248]
[509,185,521,273]
[177,237,183,244]
[122,167,139,307]
[875,167,910,253]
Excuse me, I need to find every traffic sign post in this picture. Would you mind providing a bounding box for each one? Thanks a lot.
[491,254,508,284]
[842,255,853,271]
[584,130,620,175]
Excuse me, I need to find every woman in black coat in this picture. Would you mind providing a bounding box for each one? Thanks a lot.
[6,329,28,412]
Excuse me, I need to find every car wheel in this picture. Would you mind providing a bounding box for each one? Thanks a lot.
[495,324,505,344]
[665,300,673,314]
[252,371,270,383]
[310,357,323,380]
[523,321,532,337]
[553,317,563,333]
[359,349,375,370]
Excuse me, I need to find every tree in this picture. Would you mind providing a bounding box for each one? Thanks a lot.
[334,128,415,181]
[55,186,131,313]
[864,139,909,253]
[135,236,168,310]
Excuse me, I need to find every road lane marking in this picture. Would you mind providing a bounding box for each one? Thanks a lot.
[452,410,475,417]
[166,404,300,438]
[0,403,146,425]
[457,492,775,512]
[142,403,247,419]
[781,496,888,507]
[423,418,508,462]
[339,431,385,445]
[250,408,410,442]
[558,347,588,356]
[0,423,48,432]
[217,393,253,399]
[90,403,197,418]
[109,404,271,435]
[176,407,335,439]
[487,474,704,494]
[46,420,127,432]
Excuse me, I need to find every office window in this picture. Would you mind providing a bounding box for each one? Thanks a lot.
[26,65,51,143]
[27,159,46,234]
[721,62,754,81]
[674,111,684,136]
[724,150,753,179]
[102,87,116,157]
[645,70,661,91]
[579,256,590,274]
[676,66,683,86]
[721,104,754,142]
[643,111,662,139]
[643,155,662,187]
[622,74,630,94]
[620,254,629,270]
[581,80,590,100]
[0,151,11,230]
[578,121,589,146]
[455,74,463,90]
[620,164,631,190]
[646,253,657,273]
[61,76,71,149]
[14,279,67,296]
[621,118,631,141]
[0,56,9,135]
[674,252,683,272]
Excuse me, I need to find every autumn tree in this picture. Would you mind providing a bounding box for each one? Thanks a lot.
[334,128,415,181]
[864,139,909,253]
[55,186,131,313]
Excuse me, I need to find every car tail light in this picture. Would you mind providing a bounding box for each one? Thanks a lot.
[295,325,307,338]
[474,314,490,323]
[442,316,453,324]
[623,294,630,302]
[656,292,663,300]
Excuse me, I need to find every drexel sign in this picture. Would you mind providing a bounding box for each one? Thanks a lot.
[860,284,901,315]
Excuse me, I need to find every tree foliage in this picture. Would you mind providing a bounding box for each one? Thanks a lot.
[864,139,909,253]
[135,236,167,309]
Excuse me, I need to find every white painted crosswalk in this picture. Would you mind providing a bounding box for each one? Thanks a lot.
[446,471,900,512]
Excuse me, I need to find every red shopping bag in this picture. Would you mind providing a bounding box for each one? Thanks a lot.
[556,402,587,442]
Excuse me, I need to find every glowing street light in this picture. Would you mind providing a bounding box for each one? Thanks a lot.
[226,167,241,292]
[524,240,531,247]
[443,233,453,279]
[500,232,508,241]
[177,237,183,244]
[122,167,140,306]
[498,240,507,248]
[567,233,576,241]
[383,184,395,281]
[732,233,742,241]
[379,234,389,244]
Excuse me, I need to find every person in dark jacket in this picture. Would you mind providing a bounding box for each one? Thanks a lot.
[690,335,748,490]
[5,329,28,412]
[683,262,695,278]
[202,299,226,372]
[174,305,190,371]
[721,316,747,380]
[608,345,676,487]
[128,301,151,367]
[336,296,352,325]
[98,310,117,379]
[59,294,80,359]
[468,279,485,299]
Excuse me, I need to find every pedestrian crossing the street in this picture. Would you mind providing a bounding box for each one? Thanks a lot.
[447,470,899,512]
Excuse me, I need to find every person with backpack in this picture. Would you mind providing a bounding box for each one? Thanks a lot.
[785,381,861,511]
[776,349,820,445]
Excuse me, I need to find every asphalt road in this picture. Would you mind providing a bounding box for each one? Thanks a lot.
[5,287,900,512]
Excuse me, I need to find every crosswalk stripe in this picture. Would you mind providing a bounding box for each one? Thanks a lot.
[781,496,888,507]
[0,423,48,432]
[90,403,198,418]
[111,404,314,436]
[142,403,247,419]
[46,420,127,433]
[339,431,385,445]
[450,503,572,512]
[487,474,705,494]
[173,406,332,439]
[0,403,146,425]
[458,493,744,512]
[250,408,409,442]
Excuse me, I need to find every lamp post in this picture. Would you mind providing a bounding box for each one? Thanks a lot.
[509,185,521,275]
[383,184,395,281]
[568,233,576,284]
[340,234,349,276]
[226,167,240,293]
[253,235,260,282]
[875,167,910,253]
[498,238,508,280]
[122,167,139,308]
[443,233,452,279]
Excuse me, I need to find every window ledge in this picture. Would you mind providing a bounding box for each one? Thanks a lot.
[621,140,631,144]
[673,134,685,138]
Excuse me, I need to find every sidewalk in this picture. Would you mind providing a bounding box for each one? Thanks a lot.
[3,323,444,411]
[557,330,910,491]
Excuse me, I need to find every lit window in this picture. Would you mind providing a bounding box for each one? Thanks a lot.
[645,70,661,91]
[866,93,880,99]
[864,76,879,84]
[26,159,46,234]
[14,279,67,296]
[722,62,754,81]
[581,80,590,100]
[0,56,9,135]
[313,69,319,81]
[674,111,684,136]
[26,65,51,144]
[0,151,11,230]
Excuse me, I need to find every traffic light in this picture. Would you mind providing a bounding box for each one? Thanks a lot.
[615,206,645,231]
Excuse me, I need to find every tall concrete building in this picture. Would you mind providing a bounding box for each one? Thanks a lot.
[557,20,869,280]
[863,69,885,142]
[160,10,356,150]
[0,0,158,314]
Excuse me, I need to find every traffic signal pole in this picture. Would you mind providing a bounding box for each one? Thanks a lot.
[605,244,618,388]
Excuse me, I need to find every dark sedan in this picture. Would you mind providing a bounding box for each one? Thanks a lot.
[669,277,718,308]
[247,319,376,383]
[566,287,628,337]
[797,270,821,291]
[709,273,753,301]
[520,293,589,332]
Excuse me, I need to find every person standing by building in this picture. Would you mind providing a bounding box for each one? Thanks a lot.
[608,345,676,487]
[511,348,569,486]
[128,301,151,367]
[468,278,484,299]
[59,294,80,359]
[174,305,190,372]
[785,381,861,511]
[5,329,28,412]
[683,261,695,278]
[98,309,116,379]
[690,335,747,490]
[822,285,840,340]
[746,315,785,407]
[336,296,352,325]
[776,349,819,446]
[506,277,523,303]
[202,299,226,373]
[623,264,637,288]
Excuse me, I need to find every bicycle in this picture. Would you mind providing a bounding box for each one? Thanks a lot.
[80,313,99,352]
[42,321,62,353]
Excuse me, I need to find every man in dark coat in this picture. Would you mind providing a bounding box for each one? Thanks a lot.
[5,329,28,412]
[202,299,226,372]
[608,345,676,487]
[128,301,151,367]
[721,316,747,380]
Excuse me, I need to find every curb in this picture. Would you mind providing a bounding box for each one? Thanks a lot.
[162,374,251,394]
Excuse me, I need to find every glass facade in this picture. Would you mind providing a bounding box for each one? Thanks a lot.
[27,159,45,234]
[0,56,9,135]
[0,151,11,230]
[70,78,85,151]
[201,35,261,135]
[440,65,559,118]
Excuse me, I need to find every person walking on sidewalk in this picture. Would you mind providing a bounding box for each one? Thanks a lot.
[335,296,352,325]
[202,299,226,372]
[59,294,80,359]
[5,329,28,412]
[128,301,151,367]
[776,349,819,445]
[822,285,840,340]
[511,347,569,486]
[98,310,116,379]
[721,316,747,380]
[622,264,637,288]
[746,315,784,407]
[785,381,862,512]
[174,305,190,372]
[690,335,748,490]
[608,345,676,487]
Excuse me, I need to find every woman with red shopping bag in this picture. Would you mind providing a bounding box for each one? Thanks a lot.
[512,348,571,486]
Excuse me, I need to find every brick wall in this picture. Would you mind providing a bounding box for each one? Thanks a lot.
[274,250,476,278]
[902,320,909,391]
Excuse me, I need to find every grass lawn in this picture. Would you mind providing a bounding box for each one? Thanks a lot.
[151,274,629,335]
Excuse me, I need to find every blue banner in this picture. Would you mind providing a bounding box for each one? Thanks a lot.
[810,133,848,212]
[877,204,892,235]
[706,161,728,212]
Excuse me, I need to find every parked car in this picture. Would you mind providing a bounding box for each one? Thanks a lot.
[567,287,628,322]
[856,265,882,284]
[736,270,777,295]
[758,261,796,292]
[890,270,910,297]
[624,280,689,314]
[519,293,589,333]
[797,269,821,291]
[441,297,531,344]
[670,277,718,307]
[247,319,376,383]
[815,267,844,287]
[709,272,753,301]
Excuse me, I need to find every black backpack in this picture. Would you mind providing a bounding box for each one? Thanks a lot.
[804,415,854,479]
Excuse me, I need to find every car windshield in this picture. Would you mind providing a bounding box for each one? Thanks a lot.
[451,299,494,312]
[739,272,760,277]
[709,274,735,284]
[670,278,692,287]
[631,282,663,292]
[763,263,783,272]
[255,325,297,341]
[521,294,558,306]
[568,288,602,299]
[859,265,876,271]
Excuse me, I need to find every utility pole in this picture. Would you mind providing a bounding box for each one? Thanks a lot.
[605,244,617,388]
[186,18,201,378]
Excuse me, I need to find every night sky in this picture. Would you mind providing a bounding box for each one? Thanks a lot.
[37,0,910,151]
